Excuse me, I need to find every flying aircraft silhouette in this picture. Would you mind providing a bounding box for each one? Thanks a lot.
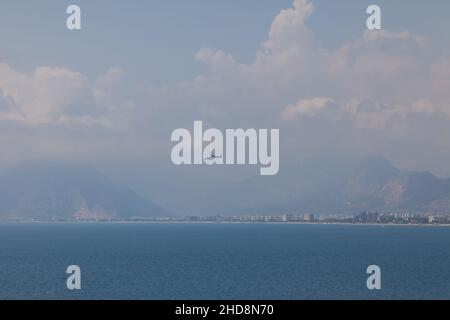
[204,152,223,161]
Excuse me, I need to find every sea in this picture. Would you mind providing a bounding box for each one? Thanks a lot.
[0,222,449,300]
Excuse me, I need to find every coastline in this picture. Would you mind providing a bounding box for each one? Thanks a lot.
[1,220,450,228]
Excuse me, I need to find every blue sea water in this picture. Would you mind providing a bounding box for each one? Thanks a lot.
[0,223,449,300]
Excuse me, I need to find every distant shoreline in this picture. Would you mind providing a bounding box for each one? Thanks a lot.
[1,220,450,228]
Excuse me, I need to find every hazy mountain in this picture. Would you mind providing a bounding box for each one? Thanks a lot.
[2,158,450,219]
[0,163,169,221]
[342,156,450,214]
[221,156,450,216]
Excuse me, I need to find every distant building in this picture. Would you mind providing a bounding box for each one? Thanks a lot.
[303,213,314,222]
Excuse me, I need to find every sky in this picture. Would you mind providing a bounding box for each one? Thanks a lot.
[0,0,450,214]
[1,0,449,82]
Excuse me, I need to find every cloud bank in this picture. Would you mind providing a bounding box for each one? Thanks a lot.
[0,0,449,177]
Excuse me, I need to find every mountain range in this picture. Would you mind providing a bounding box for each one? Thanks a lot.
[0,163,168,221]
[1,157,450,220]
[218,156,450,216]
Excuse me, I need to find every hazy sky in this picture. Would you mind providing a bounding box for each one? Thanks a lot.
[1,0,449,82]
[0,0,450,214]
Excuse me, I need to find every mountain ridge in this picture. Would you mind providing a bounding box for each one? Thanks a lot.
[223,156,450,216]
[0,162,169,221]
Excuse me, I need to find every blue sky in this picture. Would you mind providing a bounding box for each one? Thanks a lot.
[1,0,449,84]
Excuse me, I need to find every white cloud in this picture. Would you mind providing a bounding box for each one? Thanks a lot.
[0,64,134,128]
[282,97,335,119]
[0,64,89,123]
[262,0,315,52]
[0,0,450,176]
